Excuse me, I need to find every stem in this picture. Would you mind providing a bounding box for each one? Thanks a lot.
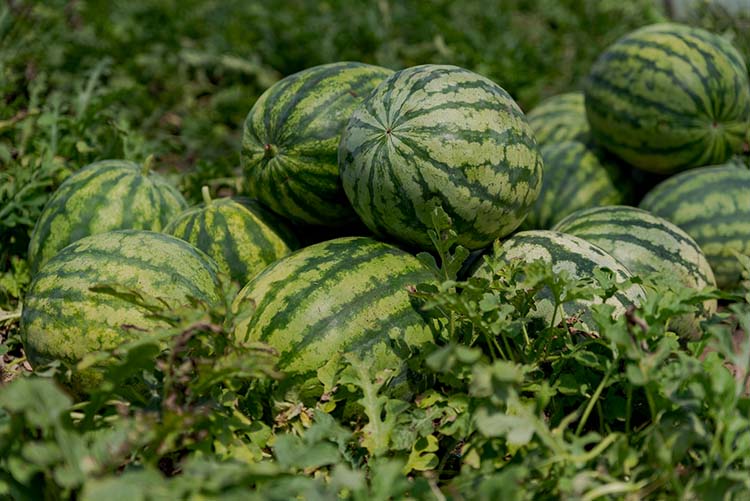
[201,185,213,205]
[142,154,155,175]
[0,309,22,322]
[575,369,611,436]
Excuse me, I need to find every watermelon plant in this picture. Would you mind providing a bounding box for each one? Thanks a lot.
[339,64,543,251]
[585,23,750,173]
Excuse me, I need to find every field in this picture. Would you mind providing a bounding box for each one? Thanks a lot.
[3,1,750,499]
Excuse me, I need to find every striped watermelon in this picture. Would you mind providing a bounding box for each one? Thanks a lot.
[241,62,393,226]
[474,230,644,332]
[165,187,296,287]
[338,64,543,251]
[639,164,750,289]
[231,237,438,394]
[21,230,224,392]
[28,159,187,275]
[523,140,633,230]
[553,205,717,335]
[585,23,750,174]
[526,92,590,146]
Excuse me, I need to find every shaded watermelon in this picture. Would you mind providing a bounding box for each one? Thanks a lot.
[241,62,393,226]
[526,92,590,145]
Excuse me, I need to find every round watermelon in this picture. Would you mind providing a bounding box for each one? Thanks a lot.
[338,64,543,251]
[28,159,187,275]
[474,230,645,333]
[241,62,393,226]
[584,23,750,174]
[523,140,633,230]
[639,163,750,289]
[231,236,438,395]
[553,205,717,335]
[21,230,225,393]
[165,187,297,287]
[526,92,590,146]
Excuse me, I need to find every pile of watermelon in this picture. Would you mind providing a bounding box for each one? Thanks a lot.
[19,23,750,397]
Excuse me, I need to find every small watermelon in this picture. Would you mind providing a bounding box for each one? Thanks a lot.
[585,23,750,174]
[523,140,633,230]
[165,187,297,287]
[639,163,750,289]
[241,62,393,226]
[526,92,590,145]
[231,237,439,395]
[21,230,225,393]
[553,205,717,335]
[28,158,187,275]
[339,64,543,251]
[474,230,644,332]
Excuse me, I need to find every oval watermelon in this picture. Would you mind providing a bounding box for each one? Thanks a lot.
[639,163,750,289]
[241,61,393,226]
[165,187,296,287]
[339,64,543,251]
[526,92,590,146]
[553,205,717,335]
[523,140,633,230]
[231,236,438,394]
[28,159,187,275]
[474,230,644,332]
[21,230,225,393]
[584,23,750,174]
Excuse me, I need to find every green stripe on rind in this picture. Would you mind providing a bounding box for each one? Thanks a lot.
[639,164,750,289]
[526,92,590,145]
[475,230,645,332]
[231,237,437,388]
[28,160,187,275]
[339,64,543,251]
[21,230,224,389]
[584,23,750,174]
[165,197,293,286]
[241,62,393,226]
[552,205,717,335]
[523,140,633,230]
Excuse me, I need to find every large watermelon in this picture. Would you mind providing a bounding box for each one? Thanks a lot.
[231,237,438,394]
[639,164,750,289]
[553,205,717,335]
[523,140,633,229]
[165,187,297,287]
[338,64,543,251]
[21,230,224,393]
[584,23,750,174]
[526,92,590,146]
[474,230,644,332]
[241,62,393,226]
[28,159,187,275]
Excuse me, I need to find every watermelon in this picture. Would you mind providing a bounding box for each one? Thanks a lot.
[474,230,645,332]
[526,92,590,145]
[338,64,543,251]
[165,187,297,287]
[553,205,717,335]
[639,164,750,289]
[21,230,224,392]
[584,23,750,174]
[28,159,187,275]
[231,236,438,394]
[523,140,633,230]
[241,62,393,226]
